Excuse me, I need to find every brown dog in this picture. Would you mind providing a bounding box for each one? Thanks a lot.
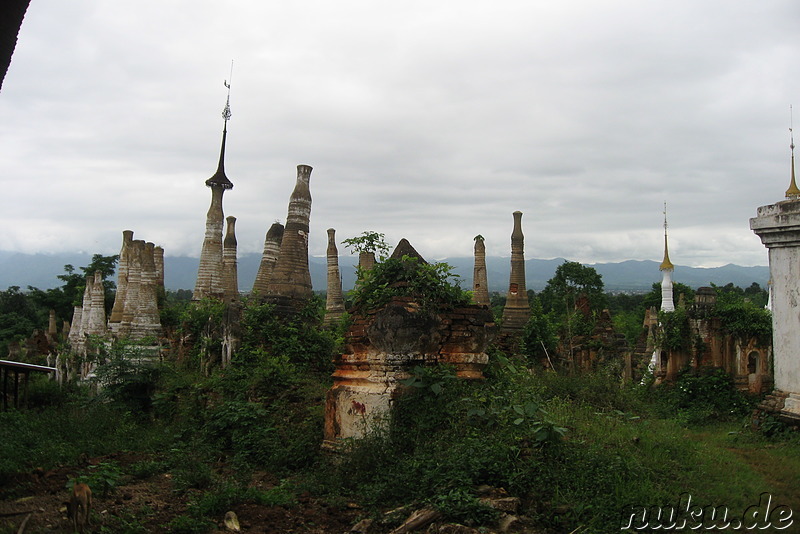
[68,482,92,533]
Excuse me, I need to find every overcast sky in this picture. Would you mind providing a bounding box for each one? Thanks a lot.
[1,1,798,268]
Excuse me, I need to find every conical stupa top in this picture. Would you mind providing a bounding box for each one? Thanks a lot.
[659,203,674,271]
[786,115,799,199]
[205,72,234,190]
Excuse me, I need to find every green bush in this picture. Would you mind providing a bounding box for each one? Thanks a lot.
[350,256,472,314]
[92,341,162,414]
[187,481,295,518]
[429,488,498,525]
[652,367,756,425]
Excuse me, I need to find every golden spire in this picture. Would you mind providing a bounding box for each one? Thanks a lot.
[785,105,799,199]
[659,202,674,271]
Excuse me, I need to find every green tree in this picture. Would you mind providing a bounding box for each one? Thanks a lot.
[539,261,606,316]
[743,282,769,308]
[520,297,558,367]
[0,286,41,356]
[711,285,772,347]
[45,254,120,321]
[342,231,390,261]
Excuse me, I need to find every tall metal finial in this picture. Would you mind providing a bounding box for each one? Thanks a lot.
[205,61,234,190]
[663,201,668,235]
[222,60,233,123]
[786,105,799,199]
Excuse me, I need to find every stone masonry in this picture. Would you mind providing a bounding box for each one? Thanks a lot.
[323,295,496,447]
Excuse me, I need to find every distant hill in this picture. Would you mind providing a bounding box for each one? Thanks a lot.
[0,251,770,294]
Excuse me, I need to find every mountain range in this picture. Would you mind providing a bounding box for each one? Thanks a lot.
[0,250,770,294]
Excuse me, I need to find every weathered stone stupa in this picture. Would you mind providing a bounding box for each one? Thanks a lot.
[472,235,490,306]
[120,240,144,335]
[68,306,82,347]
[501,211,530,332]
[67,270,108,353]
[104,235,165,341]
[324,228,345,327]
[267,165,314,302]
[252,222,284,296]
[109,230,134,333]
[129,242,163,340]
[194,84,234,301]
[223,216,239,302]
[86,271,107,337]
[154,245,165,290]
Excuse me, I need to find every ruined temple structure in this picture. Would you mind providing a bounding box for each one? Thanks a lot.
[193,85,235,302]
[648,288,773,394]
[472,235,490,306]
[252,222,284,296]
[501,211,530,340]
[107,232,164,341]
[265,164,314,310]
[323,242,496,448]
[323,228,346,327]
[751,132,800,419]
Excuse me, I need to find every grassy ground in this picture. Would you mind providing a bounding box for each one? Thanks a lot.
[2,364,800,533]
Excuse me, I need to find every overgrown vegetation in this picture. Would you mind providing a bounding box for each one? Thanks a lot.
[349,256,472,314]
[0,260,791,533]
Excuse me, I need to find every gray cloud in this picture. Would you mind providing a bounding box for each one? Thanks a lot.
[0,0,796,271]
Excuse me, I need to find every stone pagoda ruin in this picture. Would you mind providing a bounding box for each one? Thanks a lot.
[193,81,237,302]
[223,215,239,302]
[472,235,490,306]
[106,231,164,341]
[324,228,346,327]
[252,222,284,296]
[501,211,530,335]
[323,240,496,449]
[262,164,315,312]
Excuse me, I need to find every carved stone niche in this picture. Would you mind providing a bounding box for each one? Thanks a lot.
[322,296,495,449]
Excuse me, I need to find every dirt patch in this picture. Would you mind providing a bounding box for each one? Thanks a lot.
[0,453,361,534]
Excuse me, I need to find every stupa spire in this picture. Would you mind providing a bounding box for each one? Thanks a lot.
[206,62,234,190]
[659,202,674,271]
[194,67,235,300]
[786,106,799,200]
[659,202,675,312]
